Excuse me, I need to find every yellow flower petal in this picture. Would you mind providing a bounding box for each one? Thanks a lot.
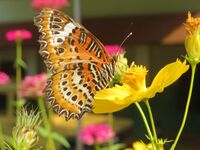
[93,84,138,113]
[147,59,189,98]
[132,141,148,150]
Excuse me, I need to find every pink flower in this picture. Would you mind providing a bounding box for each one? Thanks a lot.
[6,29,32,41]
[105,45,124,57]
[0,72,10,85]
[19,73,47,98]
[32,0,69,10]
[79,123,115,145]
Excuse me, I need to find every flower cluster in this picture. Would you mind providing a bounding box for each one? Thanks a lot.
[19,73,47,98]
[79,123,115,145]
[105,45,124,57]
[32,0,69,10]
[6,29,32,42]
[0,72,10,85]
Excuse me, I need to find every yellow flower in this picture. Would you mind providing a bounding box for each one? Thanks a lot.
[125,141,148,150]
[133,141,148,150]
[93,59,189,113]
[125,140,165,150]
[125,141,153,150]
[185,12,200,61]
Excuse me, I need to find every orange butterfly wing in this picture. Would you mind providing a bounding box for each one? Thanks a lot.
[34,8,116,120]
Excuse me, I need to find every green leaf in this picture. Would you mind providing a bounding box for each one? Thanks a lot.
[18,59,27,69]
[38,127,49,138]
[3,135,13,147]
[52,132,70,149]
[14,59,27,69]
[38,128,70,149]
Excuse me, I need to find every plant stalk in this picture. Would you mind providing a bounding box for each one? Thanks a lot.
[15,40,22,120]
[145,100,158,143]
[170,64,196,150]
[135,102,156,150]
[0,124,5,150]
[37,96,56,150]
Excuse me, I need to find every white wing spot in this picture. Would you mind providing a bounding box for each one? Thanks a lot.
[50,37,65,46]
[64,22,76,36]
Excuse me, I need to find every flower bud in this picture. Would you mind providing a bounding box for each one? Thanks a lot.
[111,54,129,84]
[185,12,200,62]
[21,127,39,147]
[12,109,41,149]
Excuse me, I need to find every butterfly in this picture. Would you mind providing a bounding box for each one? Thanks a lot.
[34,8,116,120]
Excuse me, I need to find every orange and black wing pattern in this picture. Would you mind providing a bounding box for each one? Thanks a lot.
[34,8,116,120]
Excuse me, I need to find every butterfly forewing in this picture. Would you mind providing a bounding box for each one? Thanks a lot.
[34,8,116,120]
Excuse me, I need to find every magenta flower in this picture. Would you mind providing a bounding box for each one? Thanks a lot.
[32,0,69,10]
[0,72,10,85]
[105,45,124,57]
[79,123,115,145]
[6,29,32,42]
[19,73,47,98]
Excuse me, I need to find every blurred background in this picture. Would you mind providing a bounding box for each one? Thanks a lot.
[0,0,200,149]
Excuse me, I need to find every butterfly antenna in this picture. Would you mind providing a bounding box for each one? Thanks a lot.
[119,22,134,49]
[120,32,133,48]
[115,32,133,56]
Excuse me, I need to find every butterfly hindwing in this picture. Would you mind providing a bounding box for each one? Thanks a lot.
[46,62,110,120]
[34,8,116,120]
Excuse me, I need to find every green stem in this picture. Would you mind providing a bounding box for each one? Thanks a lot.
[170,64,196,150]
[135,102,156,150]
[0,124,5,150]
[37,96,56,150]
[145,100,158,143]
[15,40,22,119]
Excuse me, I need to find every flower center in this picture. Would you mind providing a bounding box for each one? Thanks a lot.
[185,12,200,36]
[121,65,148,91]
